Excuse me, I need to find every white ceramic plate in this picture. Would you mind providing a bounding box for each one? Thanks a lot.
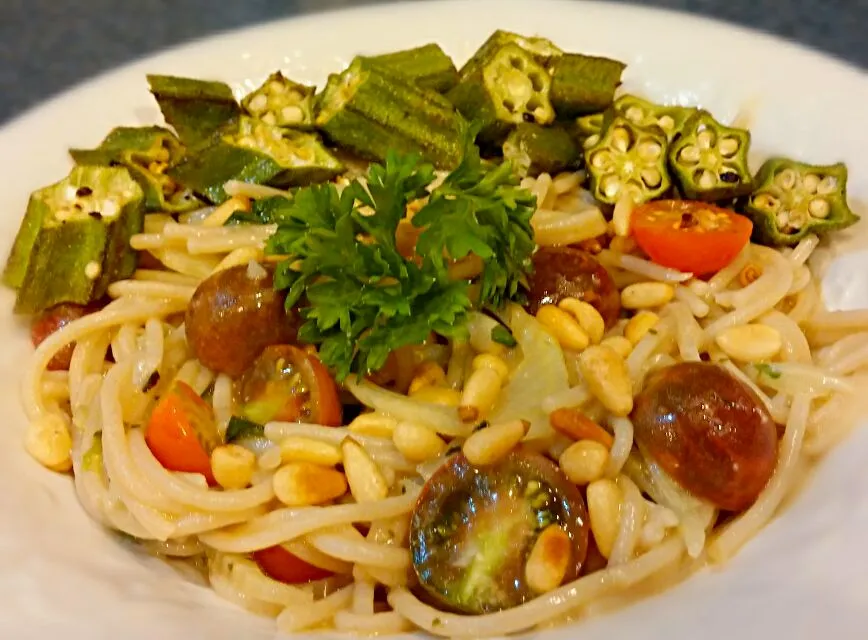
[2,1,867,638]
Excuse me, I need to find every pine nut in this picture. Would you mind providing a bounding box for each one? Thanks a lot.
[714,324,783,362]
[587,478,623,559]
[408,362,447,395]
[559,440,610,485]
[409,386,462,407]
[348,413,398,438]
[211,444,256,490]
[578,345,634,417]
[612,192,635,237]
[25,414,73,472]
[341,439,389,503]
[525,525,573,594]
[459,368,503,423]
[621,282,675,310]
[462,419,529,466]
[600,336,633,359]
[392,422,447,462]
[273,462,347,506]
[558,298,605,344]
[624,310,660,345]
[536,305,590,351]
[279,437,342,467]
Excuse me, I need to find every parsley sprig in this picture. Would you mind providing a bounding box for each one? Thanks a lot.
[264,127,536,380]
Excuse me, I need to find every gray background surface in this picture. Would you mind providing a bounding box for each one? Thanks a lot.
[1,0,866,126]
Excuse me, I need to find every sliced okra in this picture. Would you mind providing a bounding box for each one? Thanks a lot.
[576,113,604,136]
[241,72,316,129]
[457,30,563,79]
[549,53,626,118]
[503,123,579,178]
[584,116,670,205]
[316,57,466,168]
[744,158,859,247]
[147,74,241,148]
[170,116,343,203]
[4,166,145,313]
[366,43,459,93]
[612,94,696,142]
[69,126,199,213]
[668,110,753,201]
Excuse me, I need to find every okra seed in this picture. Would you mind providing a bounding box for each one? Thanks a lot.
[533,107,548,121]
[790,213,806,230]
[625,106,644,122]
[641,168,663,188]
[753,193,780,212]
[658,115,675,131]
[775,168,798,190]
[803,173,820,194]
[248,93,268,113]
[601,175,622,199]
[583,134,601,150]
[696,169,717,190]
[776,212,790,229]
[696,129,715,150]
[611,128,631,153]
[718,137,740,157]
[287,90,303,102]
[591,151,613,169]
[817,175,838,195]
[281,106,304,123]
[679,145,701,164]
[637,141,663,161]
[269,80,287,94]
[809,198,831,218]
[261,112,277,125]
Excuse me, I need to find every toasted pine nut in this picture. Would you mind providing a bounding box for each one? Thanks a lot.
[407,362,447,395]
[273,462,347,506]
[409,386,462,407]
[578,345,634,416]
[211,444,256,490]
[348,413,398,438]
[341,439,389,503]
[587,478,623,559]
[525,525,573,593]
[462,419,529,466]
[279,437,342,467]
[459,368,503,423]
[549,408,615,448]
[559,440,610,485]
[471,353,510,382]
[392,422,447,462]
[25,415,72,472]
[714,324,783,362]
[600,335,633,359]
[536,305,590,351]
[558,298,605,344]
[612,192,635,237]
[624,310,660,345]
[620,282,675,310]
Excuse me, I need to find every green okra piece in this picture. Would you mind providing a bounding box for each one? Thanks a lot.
[170,116,343,204]
[457,30,563,79]
[316,57,466,169]
[576,113,604,136]
[549,53,626,118]
[366,43,459,93]
[502,123,579,178]
[241,72,316,129]
[147,74,241,147]
[668,109,753,201]
[447,44,554,143]
[4,166,145,314]
[584,116,670,205]
[611,94,697,142]
[743,158,859,247]
[69,126,199,213]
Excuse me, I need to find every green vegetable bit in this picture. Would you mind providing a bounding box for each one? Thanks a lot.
[490,324,518,348]
[265,125,536,380]
[668,109,753,201]
[69,125,199,213]
[169,116,343,203]
[241,72,316,129]
[225,416,266,443]
[316,57,467,169]
[502,122,578,178]
[612,94,696,142]
[585,116,670,205]
[743,158,859,247]
[548,53,625,118]
[3,166,145,314]
[365,43,459,93]
[457,30,563,78]
[147,74,241,148]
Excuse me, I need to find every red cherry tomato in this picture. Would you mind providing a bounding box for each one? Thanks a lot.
[253,545,334,584]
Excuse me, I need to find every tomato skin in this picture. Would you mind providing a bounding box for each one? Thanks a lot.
[410,448,589,614]
[631,362,778,511]
[239,345,342,426]
[31,302,102,370]
[253,545,334,584]
[144,381,218,485]
[631,200,753,276]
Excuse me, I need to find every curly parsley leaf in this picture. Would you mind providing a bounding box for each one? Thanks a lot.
[266,130,536,380]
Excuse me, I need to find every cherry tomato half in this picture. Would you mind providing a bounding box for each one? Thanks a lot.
[409,448,589,614]
[631,362,778,511]
[631,200,753,276]
[525,247,621,328]
[238,345,342,426]
[31,302,103,370]
[253,545,334,584]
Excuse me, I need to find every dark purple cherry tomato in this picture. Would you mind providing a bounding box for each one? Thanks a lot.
[409,448,589,614]
[525,247,621,328]
[31,302,103,370]
[631,362,778,512]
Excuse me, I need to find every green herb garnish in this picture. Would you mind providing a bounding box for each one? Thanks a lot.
[225,416,265,443]
[754,363,782,379]
[266,124,536,380]
[490,324,518,347]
